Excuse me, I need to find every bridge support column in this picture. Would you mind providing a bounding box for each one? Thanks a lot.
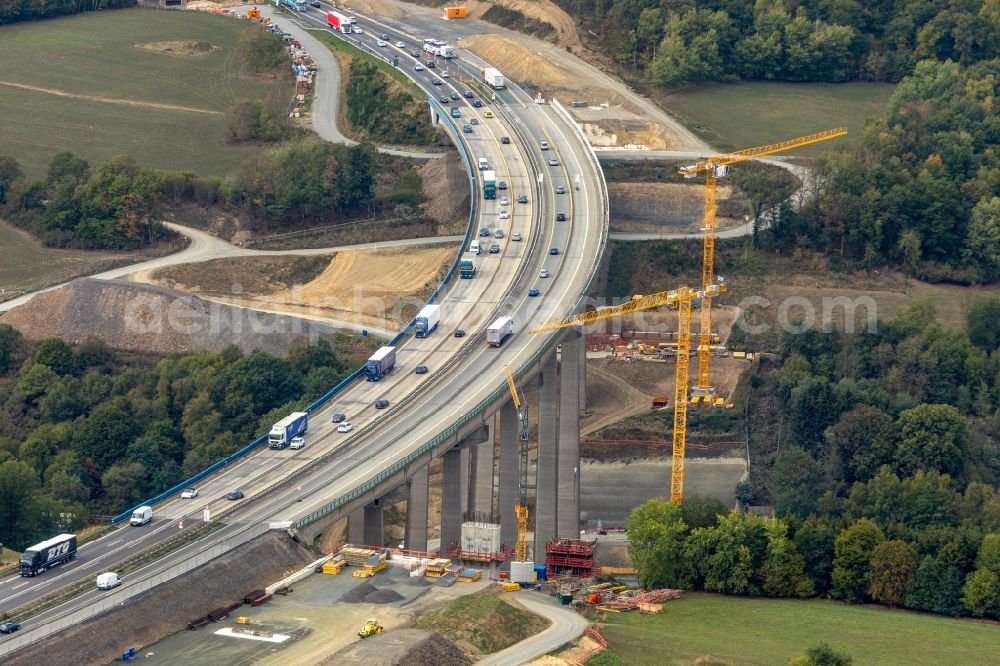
[364,500,384,547]
[534,353,559,559]
[406,465,429,552]
[470,420,495,516]
[440,448,463,553]
[558,332,582,538]
[460,447,471,516]
[348,507,365,544]
[498,402,519,557]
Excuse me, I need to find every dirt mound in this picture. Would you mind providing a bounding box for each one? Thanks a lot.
[460,34,571,88]
[149,255,333,297]
[320,628,471,666]
[340,581,405,604]
[135,40,220,57]
[4,533,316,666]
[419,154,471,235]
[609,182,744,233]
[0,278,345,356]
[461,0,580,48]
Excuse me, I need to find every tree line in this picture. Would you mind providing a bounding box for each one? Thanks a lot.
[565,0,1000,85]
[0,0,134,26]
[652,297,1000,619]
[0,138,399,249]
[0,326,351,551]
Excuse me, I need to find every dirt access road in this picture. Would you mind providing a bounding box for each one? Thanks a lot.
[477,592,589,666]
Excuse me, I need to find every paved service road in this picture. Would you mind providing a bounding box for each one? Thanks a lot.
[478,592,590,666]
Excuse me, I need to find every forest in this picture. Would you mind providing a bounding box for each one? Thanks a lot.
[0,326,352,551]
[629,297,1000,619]
[0,0,134,26]
[565,0,1000,85]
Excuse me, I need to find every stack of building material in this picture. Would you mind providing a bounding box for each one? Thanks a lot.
[435,573,457,587]
[457,568,482,582]
[352,552,387,578]
[445,563,462,577]
[322,559,344,575]
[341,547,377,566]
[424,558,451,578]
[634,589,683,603]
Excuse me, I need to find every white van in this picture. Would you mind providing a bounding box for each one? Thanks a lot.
[129,506,152,526]
[470,240,481,255]
[96,572,121,590]
[477,158,488,171]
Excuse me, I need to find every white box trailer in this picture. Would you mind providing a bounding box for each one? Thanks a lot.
[482,67,505,89]
[415,304,441,337]
[486,316,513,347]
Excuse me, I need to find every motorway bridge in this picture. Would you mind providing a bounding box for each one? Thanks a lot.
[0,6,608,658]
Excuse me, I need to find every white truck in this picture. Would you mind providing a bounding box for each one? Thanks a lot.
[415,304,441,338]
[129,506,152,526]
[268,412,309,449]
[486,316,514,347]
[482,67,505,89]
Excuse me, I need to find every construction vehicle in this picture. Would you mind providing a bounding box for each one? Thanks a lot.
[357,618,384,638]
[235,616,250,624]
[246,7,260,18]
[504,366,531,565]
[678,128,847,401]
[530,284,723,501]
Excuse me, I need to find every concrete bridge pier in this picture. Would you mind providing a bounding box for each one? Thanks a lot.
[558,332,582,538]
[346,500,384,547]
[498,401,520,557]
[534,353,559,558]
[405,464,429,552]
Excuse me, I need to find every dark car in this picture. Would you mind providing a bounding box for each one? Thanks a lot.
[226,490,244,501]
[309,1,321,6]
[528,288,540,297]
[463,124,473,133]
[426,60,436,68]
[331,412,346,423]
[556,212,566,221]
[501,136,510,144]
[411,50,420,57]
[479,227,492,237]
[498,181,507,190]
[450,92,460,100]
[464,91,474,98]
[431,78,442,85]
[375,399,390,409]
[470,117,479,125]
[489,243,500,254]
[0,622,20,634]
[380,33,390,40]
[439,96,450,103]
[472,99,482,108]
[517,194,528,204]
[454,329,465,337]
[549,247,559,255]
[415,365,428,375]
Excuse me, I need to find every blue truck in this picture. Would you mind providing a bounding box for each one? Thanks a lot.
[459,252,478,279]
[366,346,397,381]
[415,305,441,337]
[268,412,308,449]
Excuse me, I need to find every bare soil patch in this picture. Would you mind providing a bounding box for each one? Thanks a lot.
[134,40,221,57]
[609,182,745,234]
[340,0,404,17]
[323,628,472,666]
[419,153,471,234]
[582,361,650,436]
[149,255,333,297]
[461,34,571,88]
[230,246,454,329]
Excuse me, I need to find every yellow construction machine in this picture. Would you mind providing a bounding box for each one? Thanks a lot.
[357,618,384,638]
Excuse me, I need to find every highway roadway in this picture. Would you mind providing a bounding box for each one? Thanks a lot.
[0,8,605,658]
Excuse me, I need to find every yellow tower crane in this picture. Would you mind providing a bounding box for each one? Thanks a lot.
[679,128,847,399]
[504,366,530,561]
[529,283,725,501]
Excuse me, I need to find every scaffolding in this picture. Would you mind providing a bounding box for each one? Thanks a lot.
[545,538,601,579]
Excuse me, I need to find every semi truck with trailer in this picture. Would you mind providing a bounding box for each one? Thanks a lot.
[276,0,308,11]
[268,412,308,449]
[415,305,441,337]
[459,253,478,279]
[366,346,397,381]
[423,39,455,58]
[326,11,352,32]
[486,316,514,347]
[20,533,77,576]
[482,67,505,89]
[483,170,497,200]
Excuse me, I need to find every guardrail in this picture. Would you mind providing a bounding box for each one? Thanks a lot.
[0,522,270,659]
[112,29,481,526]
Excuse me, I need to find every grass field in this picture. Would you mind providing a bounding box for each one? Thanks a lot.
[0,221,153,297]
[662,82,895,154]
[588,593,1000,666]
[0,9,291,177]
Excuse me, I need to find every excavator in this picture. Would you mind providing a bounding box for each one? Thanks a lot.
[357,618,384,638]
